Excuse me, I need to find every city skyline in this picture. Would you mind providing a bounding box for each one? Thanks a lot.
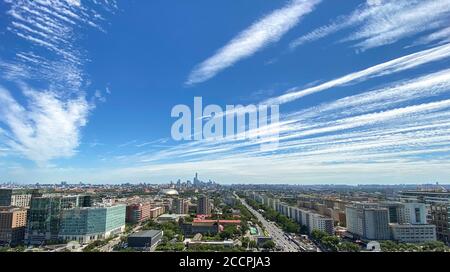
[1,0,450,184]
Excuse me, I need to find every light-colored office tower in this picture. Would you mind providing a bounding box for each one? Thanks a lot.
[346,203,390,240]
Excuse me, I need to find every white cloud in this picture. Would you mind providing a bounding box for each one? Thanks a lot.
[290,0,450,50]
[186,0,321,85]
[0,0,118,165]
[266,43,450,105]
[0,85,89,164]
[110,66,450,178]
[415,27,450,46]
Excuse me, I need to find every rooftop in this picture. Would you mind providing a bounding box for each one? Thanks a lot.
[128,230,162,238]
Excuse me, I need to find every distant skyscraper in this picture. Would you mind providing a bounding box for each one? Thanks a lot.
[197,195,211,215]
[193,173,200,187]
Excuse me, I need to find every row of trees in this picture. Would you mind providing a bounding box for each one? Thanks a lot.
[311,230,360,252]
[83,236,115,252]
[246,198,299,233]
[380,240,450,252]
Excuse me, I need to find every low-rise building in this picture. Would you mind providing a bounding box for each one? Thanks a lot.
[149,206,165,218]
[390,223,436,243]
[127,230,163,249]
[157,213,188,223]
[181,221,220,236]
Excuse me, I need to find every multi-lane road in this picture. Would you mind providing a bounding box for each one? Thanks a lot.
[235,193,301,252]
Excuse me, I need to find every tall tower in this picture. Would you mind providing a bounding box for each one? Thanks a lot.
[193,173,200,186]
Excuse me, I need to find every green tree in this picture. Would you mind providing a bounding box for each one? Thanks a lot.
[422,241,449,252]
[311,229,327,241]
[249,240,257,249]
[338,241,360,252]
[321,236,340,251]
[261,240,275,249]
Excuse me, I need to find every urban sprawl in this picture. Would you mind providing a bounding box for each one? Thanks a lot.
[1,174,450,252]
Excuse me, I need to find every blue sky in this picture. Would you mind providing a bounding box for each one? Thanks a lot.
[1,0,450,184]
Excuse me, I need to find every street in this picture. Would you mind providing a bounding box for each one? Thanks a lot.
[235,193,301,252]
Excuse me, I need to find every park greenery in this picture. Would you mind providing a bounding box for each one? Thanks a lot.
[311,229,360,252]
[156,242,185,251]
[0,245,26,252]
[380,240,450,252]
[241,237,257,249]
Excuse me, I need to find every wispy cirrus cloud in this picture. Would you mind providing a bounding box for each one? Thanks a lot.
[414,27,450,46]
[186,0,321,85]
[0,0,117,164]
[290,0,450,50]
[266,42,450,105]
[108,66,450,178]
[0,85,89,164]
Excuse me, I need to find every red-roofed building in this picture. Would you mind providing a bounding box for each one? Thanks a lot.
[192,219,241,225]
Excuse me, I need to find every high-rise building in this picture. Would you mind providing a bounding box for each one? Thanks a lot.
[0,207,27,245]
[346,203,390,240]
[380,202,405,224]
[174,198,189,214]
[59,204,126,244]
[197,195,211,215]
[382,201,436,243]
[402,202,427,225]
[25,194,92,245]
[193,173,200,187]
[398,190,450,243]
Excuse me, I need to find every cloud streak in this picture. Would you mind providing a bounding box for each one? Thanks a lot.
[265,42,450,105]
[290,0,450,50]
[186,0,321,85]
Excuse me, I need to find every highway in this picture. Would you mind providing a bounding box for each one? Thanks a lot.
[235,193,301,252]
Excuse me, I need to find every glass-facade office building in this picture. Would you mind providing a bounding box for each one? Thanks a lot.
[25,195,92,245]
[59,205,126,244]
